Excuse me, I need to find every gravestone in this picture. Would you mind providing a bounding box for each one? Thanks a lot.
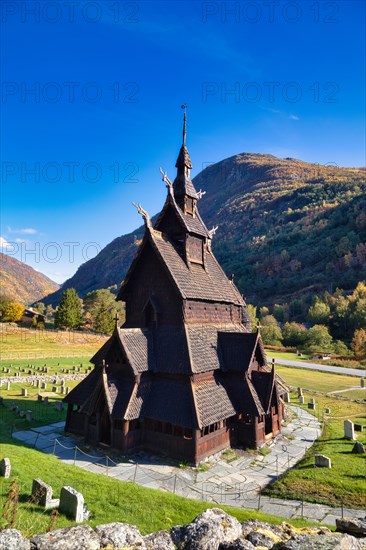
[299,395,305,404]
[41,382,47,390]
[37,380,41,388]
[361,378,365,388]
[52,386,58,393]
[61,387,66,395]
[28,370,32,374]
[55,402,63,412]
[354,424,363,432]
[6,382,10,390]
[32,478,59,509]
[352,441,365,454]
[315,454,331,468]
[344,419,355,440]
[0,396,3,406]
[308,402,315,410]
[297,387,303,397]
[59,486,85,522]
[309,397,315,405]
[13,405,19,414]
[44,397,49,405]
[19,410,25,418]
[0,458,11,478]
[26,410,33,422]
[38,395,43,402]
[325,408,331,414]
[66,387,70,395]
[21,388,27,397]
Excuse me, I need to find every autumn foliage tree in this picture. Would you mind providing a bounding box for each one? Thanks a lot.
[351,329,366,360]
[3,301,24,322]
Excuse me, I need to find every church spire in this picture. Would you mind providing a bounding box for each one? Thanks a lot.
[173,106,198,205]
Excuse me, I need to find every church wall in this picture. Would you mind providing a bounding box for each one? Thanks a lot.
[123,243,183,326]
[195,427,231,463]
[184,300,243,324]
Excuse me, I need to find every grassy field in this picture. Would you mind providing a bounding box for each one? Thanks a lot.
[0,325,108,358]
[265,393,366,508]
[266,351,312,362]
[275,365,365,395]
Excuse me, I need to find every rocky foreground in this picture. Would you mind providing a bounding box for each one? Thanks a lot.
[1,508,366,549]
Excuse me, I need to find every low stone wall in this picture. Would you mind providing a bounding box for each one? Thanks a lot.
[0,507,365,549]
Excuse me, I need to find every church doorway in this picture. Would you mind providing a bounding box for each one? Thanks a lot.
[264,414,273,438]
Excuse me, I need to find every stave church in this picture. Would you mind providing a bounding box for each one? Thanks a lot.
[64,113,287,464]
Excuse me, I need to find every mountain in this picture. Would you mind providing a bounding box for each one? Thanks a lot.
[0,254,59,304]
[42,153,366,307]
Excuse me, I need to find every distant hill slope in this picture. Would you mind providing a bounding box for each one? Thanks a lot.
[0,254,59,304]
[43,153,366,307]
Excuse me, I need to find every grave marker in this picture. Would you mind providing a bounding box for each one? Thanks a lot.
[0,458,11,478]
[59,486,85,522]
[315,454,331,468]
[344,419,355,440]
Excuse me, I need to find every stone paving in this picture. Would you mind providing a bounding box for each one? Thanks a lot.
[12,406,365,525]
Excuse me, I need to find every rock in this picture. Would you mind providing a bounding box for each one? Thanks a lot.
[273,533,364,549]
[0,529,30,550]
[246,530,276,548]
[336,517,366,537]
[95,522,145,548]
[144,529,175,549]
[171,508,242,550]
[30,525,99,550]
[352,442,365,454]
[219,539,256,549]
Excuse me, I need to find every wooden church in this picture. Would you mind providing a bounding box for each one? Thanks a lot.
[64,113,287,464]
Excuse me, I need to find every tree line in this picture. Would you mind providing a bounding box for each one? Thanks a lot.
[247,281,366,361]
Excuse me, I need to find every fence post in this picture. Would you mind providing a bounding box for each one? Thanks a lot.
[133,463,138,482]
[276,456,279,478]
[106,456,109,476]
[74,446,77,465]
[173,475,177,494]
[301,492,304,518]
[341,499,344,518]
[53,439,57,455]
[257,488,261,510]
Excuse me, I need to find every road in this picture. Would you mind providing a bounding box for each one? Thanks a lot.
[268,357,366,378]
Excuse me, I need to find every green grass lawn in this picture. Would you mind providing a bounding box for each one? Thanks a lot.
[275,365,363,394]
[266,351,312,362]
[265,394,366,508]
[0,325,108,358]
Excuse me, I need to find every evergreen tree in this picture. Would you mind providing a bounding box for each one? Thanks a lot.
[54,288,83,329]
[94,302,115,334]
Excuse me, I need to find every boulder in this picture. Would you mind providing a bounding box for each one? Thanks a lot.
[0,529,30,550]
[273,533,364,549]
[246,530,277,548]
[95,522,145,548]
[171,508,242,550]
[30,525,99,550]
[336,517,366,537]
[219,539,256,549]
[144,529,175,549]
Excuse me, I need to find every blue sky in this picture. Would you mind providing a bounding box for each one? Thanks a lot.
[1,0,365,284]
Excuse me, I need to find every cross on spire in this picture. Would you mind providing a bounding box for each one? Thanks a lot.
[181,104,187,145]
[114,312,119,327]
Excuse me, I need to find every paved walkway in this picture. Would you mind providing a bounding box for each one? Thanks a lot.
[270,358,366,378]
[12,406,365,526]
